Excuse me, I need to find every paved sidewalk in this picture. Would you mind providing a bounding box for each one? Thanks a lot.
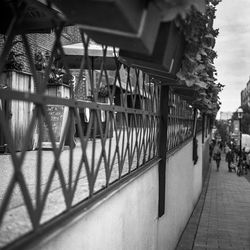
[176,155,250,250]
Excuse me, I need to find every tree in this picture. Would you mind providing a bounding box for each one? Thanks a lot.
[215,120,230,143]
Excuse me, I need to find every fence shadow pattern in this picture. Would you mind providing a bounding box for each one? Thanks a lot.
[0,3,196,249]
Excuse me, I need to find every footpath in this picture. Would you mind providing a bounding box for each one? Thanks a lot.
[176,155,250,250]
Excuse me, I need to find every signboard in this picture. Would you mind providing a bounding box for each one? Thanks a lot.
[32,77,71,150]
[32,105,69,149]
[42,105,69,148]
[41,105,69,148]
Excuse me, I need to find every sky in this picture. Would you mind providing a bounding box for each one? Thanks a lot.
[213,0,250,114]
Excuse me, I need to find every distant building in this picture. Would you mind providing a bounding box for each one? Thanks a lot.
[241,77,250,107]
[219,111,233,120]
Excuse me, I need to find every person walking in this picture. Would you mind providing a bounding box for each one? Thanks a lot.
[226,148,234,172]
[213,142,222,171]
[239,147,248,175]
[224,143,230,155]
[209,141,215,163]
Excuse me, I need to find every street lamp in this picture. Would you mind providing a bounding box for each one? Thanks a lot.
[237,107,243,157]
[228,119,231,134]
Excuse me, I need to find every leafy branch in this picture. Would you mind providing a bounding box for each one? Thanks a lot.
[176,0,223,114]
[34,50,73,85]
[5,40,24,71]
[155,0,206,21]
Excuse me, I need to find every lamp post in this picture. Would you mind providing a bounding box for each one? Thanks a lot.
[228,119,231,135]
[237,107,243,157]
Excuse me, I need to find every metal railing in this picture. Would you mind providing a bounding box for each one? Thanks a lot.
[167,89,194,152]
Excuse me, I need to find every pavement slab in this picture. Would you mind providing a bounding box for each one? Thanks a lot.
[176,155,250,250]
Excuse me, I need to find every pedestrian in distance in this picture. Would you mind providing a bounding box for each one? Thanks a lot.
[237,147,248,175]
[209,141,215,163]
[226,148,234,172]
[213,142,222,171]
[224,143,230,156]
[246,150,250,170]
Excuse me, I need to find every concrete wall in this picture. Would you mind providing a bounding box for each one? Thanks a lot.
[157,133,204,250]
[30,133,209,250]
[32,167,159,250]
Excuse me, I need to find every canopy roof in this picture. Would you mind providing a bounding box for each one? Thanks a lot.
[62,43,118,70]
[63,43,118,57]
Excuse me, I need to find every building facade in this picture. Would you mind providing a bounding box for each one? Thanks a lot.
[219,111,233,120]
[241,77,250,107]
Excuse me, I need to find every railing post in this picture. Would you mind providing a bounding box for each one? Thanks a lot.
[158,85,169,217]
[205,114,208,138]
[192,108,198,165]
[202,113,205,143]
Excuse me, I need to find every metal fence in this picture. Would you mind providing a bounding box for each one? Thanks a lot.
[0,2,202,249]
[167,90,194,152]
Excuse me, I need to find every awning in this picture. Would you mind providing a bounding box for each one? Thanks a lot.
[62,43,118,70]
[63,43,118,57]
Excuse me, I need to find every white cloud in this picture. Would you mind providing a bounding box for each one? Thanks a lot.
[214,0,250,112]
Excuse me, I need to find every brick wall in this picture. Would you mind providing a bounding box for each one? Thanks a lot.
[61,26,82,45]
[0,26,82,74]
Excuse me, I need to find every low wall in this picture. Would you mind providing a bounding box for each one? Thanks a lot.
[157,133,204,250]
[29,133,209,250]
[30,166,160,250]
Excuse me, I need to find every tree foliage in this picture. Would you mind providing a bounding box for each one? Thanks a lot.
[215,120,230,143]
[176,0,223,115]
[155,0,206,21]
